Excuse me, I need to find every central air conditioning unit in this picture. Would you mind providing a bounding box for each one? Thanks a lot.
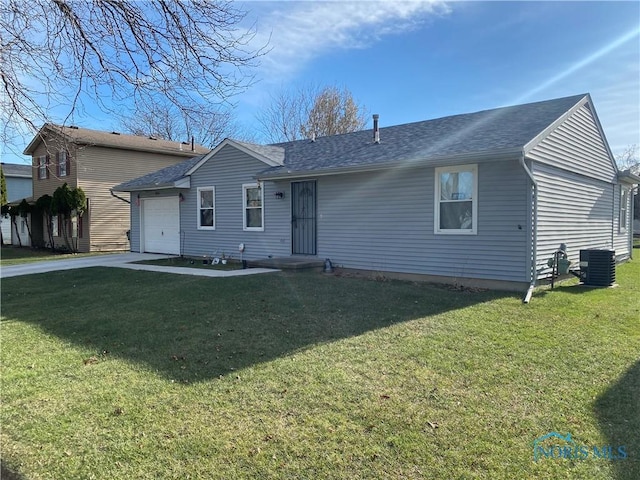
[579,249,616,287]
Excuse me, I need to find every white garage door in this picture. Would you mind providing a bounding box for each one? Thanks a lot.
[142,197,180,254]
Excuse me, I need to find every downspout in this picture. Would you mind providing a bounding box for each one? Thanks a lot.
[520,153,538,303]
[611,184,615,251]
[110,190,131,204]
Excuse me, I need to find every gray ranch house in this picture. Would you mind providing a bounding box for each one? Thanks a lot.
[113,94,639,295]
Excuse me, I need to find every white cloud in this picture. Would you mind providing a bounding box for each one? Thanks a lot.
[246,1,449,84]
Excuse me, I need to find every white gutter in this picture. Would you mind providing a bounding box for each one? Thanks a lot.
[520,153,538,303]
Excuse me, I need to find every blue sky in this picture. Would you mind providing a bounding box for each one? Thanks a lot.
[3,1,639,164]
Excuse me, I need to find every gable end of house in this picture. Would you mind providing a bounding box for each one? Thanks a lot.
[524,95,617,183]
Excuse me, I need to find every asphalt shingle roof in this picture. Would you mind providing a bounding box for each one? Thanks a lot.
[113,94,586,190]
[260,94,586,177]
[1,162,32,177]
[113,154,206,191]
[232,140,285,165]
[24,124,210,157]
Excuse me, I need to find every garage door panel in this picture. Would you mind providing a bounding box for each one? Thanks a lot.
[142,197,180,254]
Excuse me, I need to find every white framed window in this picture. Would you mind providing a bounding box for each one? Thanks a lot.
[51,215,59,237]
[38,156,47,179]
[197,187,215,229]
[58,151,68,177]
[243,183,264,231]
[620,187,629,232]
[434,164,478,234]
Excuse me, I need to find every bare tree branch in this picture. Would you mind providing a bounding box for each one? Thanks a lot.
[615,144,639,174]
[256,84,368,143]
[1,0,267,144]
[121,99,241,148]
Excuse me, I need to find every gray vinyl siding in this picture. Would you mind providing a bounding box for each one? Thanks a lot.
[533,162,615,277]
[527,103,617,183]
[314,159,529,283]
[527,101,630,275]
[180,145,290,260]
[129,154,531,283]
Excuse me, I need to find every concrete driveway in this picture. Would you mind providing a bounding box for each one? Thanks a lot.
[0,253,279,279]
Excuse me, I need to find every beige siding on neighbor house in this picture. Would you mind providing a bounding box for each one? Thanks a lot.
[28,131,196,252]
[31,135,84,250]
[77,146,193,251]
[31,137,80,199]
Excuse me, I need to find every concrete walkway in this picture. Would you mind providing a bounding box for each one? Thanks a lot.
[0,253,279,279]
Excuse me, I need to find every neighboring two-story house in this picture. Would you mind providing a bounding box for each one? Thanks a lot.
[1,162,33,245]
[23,124,209,252]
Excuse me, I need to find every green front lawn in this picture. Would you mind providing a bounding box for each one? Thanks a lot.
[1,262,638,479]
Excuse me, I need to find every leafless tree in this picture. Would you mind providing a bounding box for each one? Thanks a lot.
[256,85,313,143]
[256,85,368,143]
[121,100,241,148]
[301,86,368,140]
[616,144,639,174]
[1,0,267,142]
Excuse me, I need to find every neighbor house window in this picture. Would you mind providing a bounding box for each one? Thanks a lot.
[434,164,478,234]
[243,183,264,231]
[58,151,68,177]
[197,187,215,229]
[620,187,629,232]
[37,156,48,179]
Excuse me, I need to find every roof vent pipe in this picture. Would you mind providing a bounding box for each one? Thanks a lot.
[191,136,195,152]
[373,114,380,144]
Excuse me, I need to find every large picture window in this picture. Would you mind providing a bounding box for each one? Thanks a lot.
[197,187,215,229]
[434,164,478,234]
[243,183,264,231]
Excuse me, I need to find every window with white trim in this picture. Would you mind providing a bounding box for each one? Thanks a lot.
[434,164,478,234]
[38,156,47,179]
[197,187,215,229]
[620,187,629,232]
[58,151,68,177]
[243,183,264,231]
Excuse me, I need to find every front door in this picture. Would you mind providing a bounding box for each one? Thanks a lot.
[291,181,317,255]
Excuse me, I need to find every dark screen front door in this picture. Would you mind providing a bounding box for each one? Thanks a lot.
[291,181,317,255]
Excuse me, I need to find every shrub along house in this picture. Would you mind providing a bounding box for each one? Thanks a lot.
[22,124,209,252]
[114,94,639,294]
